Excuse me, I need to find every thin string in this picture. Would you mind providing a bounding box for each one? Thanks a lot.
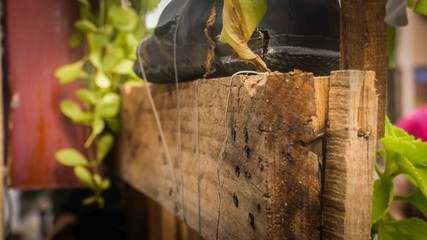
[136,44,179,210]
[215,71,267,240]
[173,0,188,222]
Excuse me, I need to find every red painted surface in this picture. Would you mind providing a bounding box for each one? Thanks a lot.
[7,0,86,189]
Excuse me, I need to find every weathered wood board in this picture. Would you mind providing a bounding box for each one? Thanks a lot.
[340,0,387,137]
[322,71,378,239]
[117,70,377,239]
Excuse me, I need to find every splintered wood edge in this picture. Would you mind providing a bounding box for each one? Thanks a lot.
[322,70,378,240]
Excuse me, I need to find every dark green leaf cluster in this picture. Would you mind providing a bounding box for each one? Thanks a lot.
[372,118,427,239]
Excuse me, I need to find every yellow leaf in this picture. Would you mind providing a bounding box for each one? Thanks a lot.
[219,0,269,71]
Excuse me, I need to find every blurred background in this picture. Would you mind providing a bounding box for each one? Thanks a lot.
[1,0,427,239]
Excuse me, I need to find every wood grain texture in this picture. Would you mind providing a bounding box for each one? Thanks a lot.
[118,72,329,239]
[322,71,378,239]
[340,0,387,137]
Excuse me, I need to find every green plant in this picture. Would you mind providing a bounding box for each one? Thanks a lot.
[54,0,159,206]
[372,118,427,239]
[408,0,427,16]
[378,0,427,235]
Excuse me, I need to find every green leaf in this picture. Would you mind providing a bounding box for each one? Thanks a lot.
[78,0,91,8]
[95,71,111,89]
[99,93,121,118]
[82,196,96,205]
[372,179,394,224]
[392,125,411,138]
[101,25,114,37]
[101,178,111,190]
[379,222,414,240]
[69,33,82,48]
[125,34,138,54]
[219,0,268,70]
[394,156,427,198]
[413,164,427,187]
[74,166,95,189]
[102,47,125,71]
[124,79,142,87]
[147,0,161,11]
[106,118,120,133]
[76,89,97,105]
[384,117,396,138]
[87,33,108,50]
[96,133,114,162]
[93,116,105,135]
[60,100,92,124]
[84,117,105,148]
[381,136,427,164]
[55,60,86,84]
[87,33,108,68]
[75,19,97,32]
[415,0,427,16]
[55,148,88,167]
[396,189,427,217]
[93,174,102,186]
[407,0,414,8]
[381,118,427,164]
[379,218,427,240]
[112,59,134,74]
[89,52,102,69]
[108,6,139,31]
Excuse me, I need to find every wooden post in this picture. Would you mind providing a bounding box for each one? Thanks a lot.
[322,71,378,239]
[340,0,388,137]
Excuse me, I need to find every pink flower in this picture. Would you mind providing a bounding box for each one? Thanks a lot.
[396,106,427,142]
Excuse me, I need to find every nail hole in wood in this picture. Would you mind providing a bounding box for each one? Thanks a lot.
[287,153,295,164]
[244,145,251,159]
[258,158,264,171]
[244,171,252,180]
[233,194,239,208]
[235,166,241,177]
[248,213,255,230]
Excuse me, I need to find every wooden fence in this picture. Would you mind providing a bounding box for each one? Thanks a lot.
[117,70,378,239]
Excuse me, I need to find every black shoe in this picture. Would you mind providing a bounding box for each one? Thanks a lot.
[135,0,340,84]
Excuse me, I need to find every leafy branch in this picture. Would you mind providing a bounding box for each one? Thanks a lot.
[54,0,159,206]
[372,118,427,239]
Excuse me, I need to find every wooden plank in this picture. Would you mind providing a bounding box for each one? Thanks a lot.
[322,71,378,239]
[340,0,387,137]
[118,71,329,239]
